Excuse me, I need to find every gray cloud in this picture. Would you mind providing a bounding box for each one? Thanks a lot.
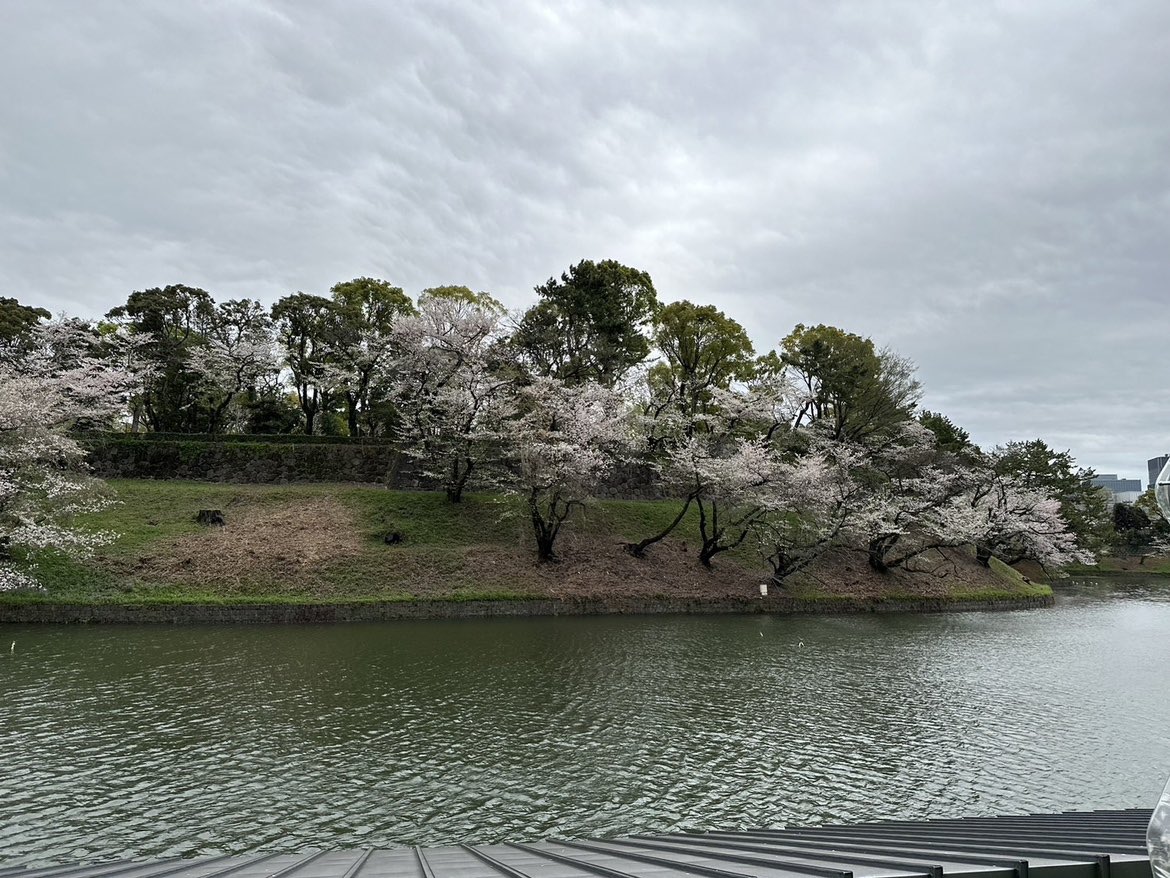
[1,0,1167,480]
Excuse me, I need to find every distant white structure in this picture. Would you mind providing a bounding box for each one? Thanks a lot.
[1157,460,1170,520]
[1092,474,1143,505]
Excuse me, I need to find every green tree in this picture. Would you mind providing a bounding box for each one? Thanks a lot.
[514,259,658,386]
[1116,488,1170,559]
[649,300,755,423]
[420,285,506,312]
[241,387,303,434]
[781,323,920,442]
[1136,486,1169,528]
[1112,502,1153,550]
[105,285,216,432]
[919,410,976,458]
[991,439,1111,554]
[329,277,416,436]
[0,297,51,346]
[271,293,341,435]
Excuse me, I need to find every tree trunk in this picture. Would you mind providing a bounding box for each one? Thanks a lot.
[347,399,359,437]
[699,539,720,568]
[627,495,694,557]
[768,549,797,585]
[446,459,472,503]
[530,495,557,562]
[975,542,993,567]
[868,535,898,573]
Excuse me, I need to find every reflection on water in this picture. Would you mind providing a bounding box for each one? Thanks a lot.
[2,579,1169,866]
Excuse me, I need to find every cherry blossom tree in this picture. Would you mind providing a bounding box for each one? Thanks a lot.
[500,377,631,561]
[391,288,515,502]
[627,375,793,558]
[670,434,778,567]
[963,471,1094,570]
[837,422,980,574]
[753,438,870,585]
[0,322,127,592]
[195,299,279,433]
[835,430,1092,575]
[96,323,158,433]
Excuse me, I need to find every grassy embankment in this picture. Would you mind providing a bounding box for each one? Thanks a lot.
[2,479,1049,607]
[1063,555,1170,576]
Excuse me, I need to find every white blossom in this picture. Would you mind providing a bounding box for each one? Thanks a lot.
[0,322,124,590]
[390,293,516,501]
[500,377,632,561]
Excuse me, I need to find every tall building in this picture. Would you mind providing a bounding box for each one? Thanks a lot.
[1150,455,1169,490]
[1092,474,1143,504]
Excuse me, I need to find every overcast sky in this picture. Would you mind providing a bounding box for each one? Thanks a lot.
[1,1,1166,482]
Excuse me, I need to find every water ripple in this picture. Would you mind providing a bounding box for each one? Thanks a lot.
[3,584,1170,866]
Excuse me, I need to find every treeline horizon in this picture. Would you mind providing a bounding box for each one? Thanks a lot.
[8,262,905,441]
[0,260,1008,442]
[2,257,1156,580]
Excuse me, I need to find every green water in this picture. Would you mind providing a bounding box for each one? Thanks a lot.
[2,580,1169,867]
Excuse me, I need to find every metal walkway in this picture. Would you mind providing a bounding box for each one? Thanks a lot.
[6,809,1154,878]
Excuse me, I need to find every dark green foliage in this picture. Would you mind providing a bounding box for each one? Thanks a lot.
[1111,489,1170,552]
[0,296,51,343]
[83,435,403,482]
[919,410,975,457]
[993,439,1112,554]
[1113,502,1152,545]
[514,259,658,386]
[781,323,920,441]
[242,389,304,434]
[329,277,415,436]
[106,284,216,432]
[271,292,339,435]
[649,300,756,420]
[90,431,394,445]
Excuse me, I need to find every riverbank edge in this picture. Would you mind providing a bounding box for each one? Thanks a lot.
[1064,567,1170,577]
[0,592,1055,624]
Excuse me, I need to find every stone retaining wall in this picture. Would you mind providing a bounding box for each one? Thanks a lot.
[83,436,666,498]
[0,593,1055,624]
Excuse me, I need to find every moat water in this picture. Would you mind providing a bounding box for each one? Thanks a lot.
[2,579,1168,866]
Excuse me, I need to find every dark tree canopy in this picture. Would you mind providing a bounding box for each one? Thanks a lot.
[992,439,1111,553]
[650,300,755,419]
[106,284,214,339]
[782,323,920,441]
[271,292,341,435]
[0,296,51,343]
[105,285,217,432]
[919,410,975,457]
[329,277,415,436]
[514,259,658,386]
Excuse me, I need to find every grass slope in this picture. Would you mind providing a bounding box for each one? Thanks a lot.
[1063,555,1170,576]
[4,480,1048,607]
